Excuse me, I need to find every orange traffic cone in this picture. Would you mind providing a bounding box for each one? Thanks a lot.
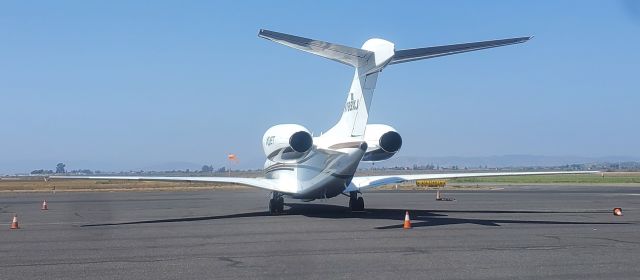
[10,215,19,229]
[403,211,412,229]
[613,208,622,216]
[41,200,48,210]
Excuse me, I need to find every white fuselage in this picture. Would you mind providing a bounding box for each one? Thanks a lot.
[264,136,367,199]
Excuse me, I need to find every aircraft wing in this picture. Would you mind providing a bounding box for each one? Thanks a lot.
[49,176,296,194]
[347,171,599,192]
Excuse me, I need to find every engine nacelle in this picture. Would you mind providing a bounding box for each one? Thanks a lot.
[262,124,314,163]
[361,124,402,162]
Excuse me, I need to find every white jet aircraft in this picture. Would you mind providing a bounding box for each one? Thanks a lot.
[54,29,596,214]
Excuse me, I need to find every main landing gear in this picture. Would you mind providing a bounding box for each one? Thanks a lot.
[349,191,365,212]
[269,192,285,214]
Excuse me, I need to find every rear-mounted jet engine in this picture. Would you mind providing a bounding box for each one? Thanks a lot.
[362,124,402,162]
[262,124,313,163]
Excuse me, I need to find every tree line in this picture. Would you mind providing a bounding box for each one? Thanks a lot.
[31,163,68,175]
[30,163,229,175]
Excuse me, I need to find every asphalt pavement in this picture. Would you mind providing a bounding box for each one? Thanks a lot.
[1,185,639,279]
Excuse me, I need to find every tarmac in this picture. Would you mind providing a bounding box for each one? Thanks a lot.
[1,185,639,279]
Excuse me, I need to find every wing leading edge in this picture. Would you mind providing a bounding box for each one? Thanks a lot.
[49,176,296,194]
[348,171,599,192]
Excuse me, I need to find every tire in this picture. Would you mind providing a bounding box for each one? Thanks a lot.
[269,199,277,214]
[278,197,285,213]
[349,192,358,211]
[357,197,365,211]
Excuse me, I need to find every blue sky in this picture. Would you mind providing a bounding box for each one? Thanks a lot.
[1,1,639,173]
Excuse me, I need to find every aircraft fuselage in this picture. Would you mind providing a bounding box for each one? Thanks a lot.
[264,140,367,199]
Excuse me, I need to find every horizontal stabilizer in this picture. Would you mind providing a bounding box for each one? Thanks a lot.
[390,36,532,65]
[259,29,373,67]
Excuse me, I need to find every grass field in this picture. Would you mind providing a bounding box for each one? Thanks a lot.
[0,178,246,192]
[449,172,640,184]
[2,172,640,192]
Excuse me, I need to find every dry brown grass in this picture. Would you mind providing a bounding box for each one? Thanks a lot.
[0,178,249,192]
[3,171,639,192]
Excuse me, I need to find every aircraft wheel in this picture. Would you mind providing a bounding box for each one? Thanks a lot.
[269,198,277,214]
[349,191,359,211]
[350,196,365,212]
[277,197,285,213]
[357,197,365,211]
[269,196,285,214]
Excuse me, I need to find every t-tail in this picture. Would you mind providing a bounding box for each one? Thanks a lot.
[259,29,531,139]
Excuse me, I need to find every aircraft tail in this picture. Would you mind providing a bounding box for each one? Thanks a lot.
[259,29,531,139]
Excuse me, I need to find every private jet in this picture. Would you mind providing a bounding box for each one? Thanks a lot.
[53,29,595,214]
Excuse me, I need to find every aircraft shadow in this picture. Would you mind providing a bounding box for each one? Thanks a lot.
[81,203,629,229]
[285,203,628,229]
[82,211,272,227]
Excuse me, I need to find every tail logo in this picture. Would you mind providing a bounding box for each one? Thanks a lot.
[344,92,359,112]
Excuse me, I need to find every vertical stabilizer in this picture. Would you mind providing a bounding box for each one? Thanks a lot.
[325,38,395,139]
